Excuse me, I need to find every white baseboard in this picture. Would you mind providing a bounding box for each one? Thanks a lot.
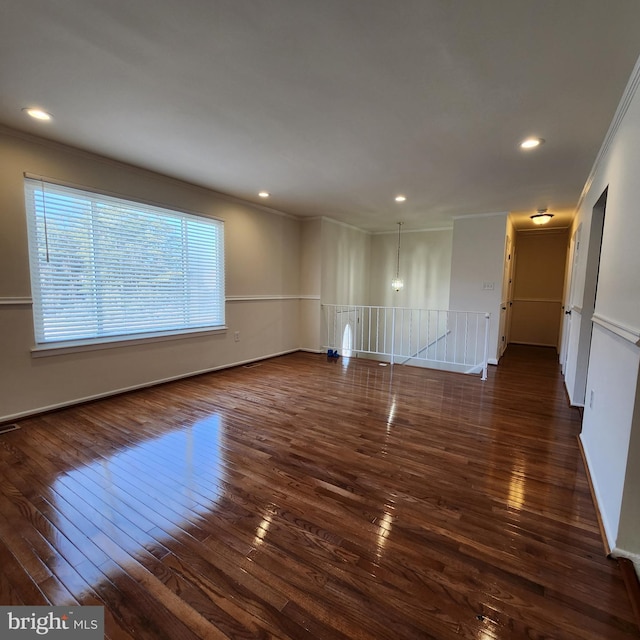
[1,348,299,423]
[564,381,585,408]
[612,548,640,579]
[579,433,617,552]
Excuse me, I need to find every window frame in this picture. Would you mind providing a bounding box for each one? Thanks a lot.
[24,175,226,353]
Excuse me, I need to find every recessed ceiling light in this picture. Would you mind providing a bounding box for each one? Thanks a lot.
[395,195,407,202]
[520,137,544,149]
[22,107,52,121]
[258,191,270,198]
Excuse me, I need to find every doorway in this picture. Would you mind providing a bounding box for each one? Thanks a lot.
[508,229,569,350]
[560,224,581,373]
[498,234,514,358]
[567,188,607,406]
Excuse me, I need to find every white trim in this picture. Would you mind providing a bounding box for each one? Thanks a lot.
[299,348,323,354]
[322,303,490,315]
[372,225,453,235]
[516,226,571,234]
[310,215,453,234]
[565,381,584,408]
[508,340,558,348]
[577,55,640,211]
[0,297,32,306]
[226,295,319,302]
[572,305,583,315]
[219,195,299,221]
[31,326,227,357]
[611,548,640,578]
[320,216,372,233]
[592,313,640,346]
[512,298,562,304]
[1,348,299,423]
[580,433,617,550]
[452,211,508,220]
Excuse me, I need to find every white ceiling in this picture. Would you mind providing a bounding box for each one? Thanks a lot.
[2,1,640,232]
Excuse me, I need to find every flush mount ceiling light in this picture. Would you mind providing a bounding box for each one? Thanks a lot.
[394,195,407,202]
[22,107,52,121]
[531,209,554,225]
[520,137,544,149]
[258,191,270,198]
[391,221,404,292]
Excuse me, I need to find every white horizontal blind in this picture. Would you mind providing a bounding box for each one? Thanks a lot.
[24,178,225,344]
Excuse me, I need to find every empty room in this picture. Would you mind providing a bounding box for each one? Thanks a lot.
[1,2,640,639]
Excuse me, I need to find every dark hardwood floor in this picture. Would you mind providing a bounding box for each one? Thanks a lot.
[0,345,638,639]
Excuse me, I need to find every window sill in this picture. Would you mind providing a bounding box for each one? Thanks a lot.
[31,326,228,358]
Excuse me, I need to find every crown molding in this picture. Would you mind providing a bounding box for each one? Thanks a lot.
[577,55,640,211]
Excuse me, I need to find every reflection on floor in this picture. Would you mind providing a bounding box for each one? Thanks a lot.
[0,346,637,639]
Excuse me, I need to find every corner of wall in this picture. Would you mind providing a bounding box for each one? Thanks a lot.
[611,548,640,579]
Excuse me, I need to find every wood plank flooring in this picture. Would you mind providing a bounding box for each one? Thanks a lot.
[0,345,638,639]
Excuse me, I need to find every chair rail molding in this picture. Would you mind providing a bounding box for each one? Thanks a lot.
[592,312,640,346]
[0,297,32,306]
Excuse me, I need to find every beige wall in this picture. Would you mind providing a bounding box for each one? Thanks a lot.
[299,218,322,351]
[0,128,502,419]
[509,229,568,348]
[320,218,371,305]
[0,127,303,420]
[369,229,452,309]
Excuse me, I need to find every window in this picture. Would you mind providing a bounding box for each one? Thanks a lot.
[24,177,225,346]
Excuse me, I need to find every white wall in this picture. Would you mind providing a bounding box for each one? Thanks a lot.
[320,218,371,305]
[563,307,583,405]
[369,229,452,309]
[617,375,640,567]
[0,127,303,420]
[448,213,507,364]
[566,57,640,570]
[581,326,637,545]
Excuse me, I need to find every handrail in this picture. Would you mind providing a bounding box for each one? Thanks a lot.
[322,304,490,380]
